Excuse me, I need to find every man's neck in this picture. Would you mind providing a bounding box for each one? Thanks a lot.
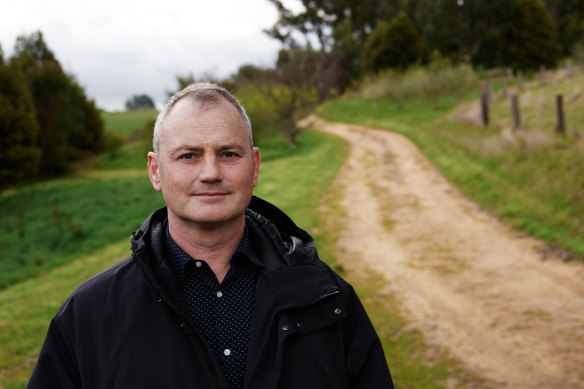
[168,215,245,283]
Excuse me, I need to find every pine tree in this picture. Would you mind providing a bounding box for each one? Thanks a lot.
[503,0,562,70]
[0,57,41,187]
[11,31,104,174]
[361,12,425,73]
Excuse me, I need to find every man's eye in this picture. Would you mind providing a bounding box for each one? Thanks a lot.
[181,153,194,160]
[223,152,238,158]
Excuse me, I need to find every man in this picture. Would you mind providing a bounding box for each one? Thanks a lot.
[28,83,393,388]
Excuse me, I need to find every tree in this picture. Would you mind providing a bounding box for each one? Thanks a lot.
[503,0,562,70]
[544,0,584,55]
[332,19,361,81]
[125,94,155,110]
[0,59,41,187]
[361,12,425,73]
[234,48,339,147]
[11,31,104,174]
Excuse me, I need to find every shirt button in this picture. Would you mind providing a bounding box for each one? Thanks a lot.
[195,261,202,268]
[216,291,223,298]
[224,349,231,356]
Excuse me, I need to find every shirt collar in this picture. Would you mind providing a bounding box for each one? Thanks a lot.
[164,220,263,282]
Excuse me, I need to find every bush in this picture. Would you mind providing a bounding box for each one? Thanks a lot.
[361,12,425,73]
[102,131,125,158]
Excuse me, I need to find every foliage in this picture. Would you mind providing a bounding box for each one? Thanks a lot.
[235,82,275,140]
[125,94,155,110]
[266,0,566,75]
[503,0,562,70]
[9,31,104,177]
[0,59,41,188]
[544,0,584,55]
[331,19,361,80]
[101,131,125,158]
[361,12,424,73]
[261,84,318,147]
[233,47,341,147]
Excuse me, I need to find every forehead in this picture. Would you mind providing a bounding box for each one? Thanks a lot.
[160,98,248,145]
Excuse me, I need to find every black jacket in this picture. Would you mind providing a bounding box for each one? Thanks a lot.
[28,196,393,388]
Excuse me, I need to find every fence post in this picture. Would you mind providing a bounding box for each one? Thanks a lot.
[481,82,490,127]
[511,94,521,130]
[540,66,547,85]
[567,60,573,77]
[555,94,565,134]
[501,75,508,97]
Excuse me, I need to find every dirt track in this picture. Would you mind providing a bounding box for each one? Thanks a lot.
[301,115,584,388]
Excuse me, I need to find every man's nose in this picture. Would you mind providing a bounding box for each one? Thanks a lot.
[199,156,222,182]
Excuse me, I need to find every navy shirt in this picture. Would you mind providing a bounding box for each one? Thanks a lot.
[165,220,263,389]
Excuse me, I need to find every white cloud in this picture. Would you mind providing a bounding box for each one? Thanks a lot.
[0,0,291,110]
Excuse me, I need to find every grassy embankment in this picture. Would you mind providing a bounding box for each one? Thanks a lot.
[317,70,584,259]
[1,107,467,388]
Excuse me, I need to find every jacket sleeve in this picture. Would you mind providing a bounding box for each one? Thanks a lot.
[343,285,395,389]
[27,318,81,389]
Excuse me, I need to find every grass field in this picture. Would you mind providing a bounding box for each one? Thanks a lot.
[317,72,584,259]
[101,109,158,136]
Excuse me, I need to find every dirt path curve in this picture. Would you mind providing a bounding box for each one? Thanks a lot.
[300,115,584,388]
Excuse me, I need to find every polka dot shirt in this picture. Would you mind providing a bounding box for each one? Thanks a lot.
[165,222,263,389]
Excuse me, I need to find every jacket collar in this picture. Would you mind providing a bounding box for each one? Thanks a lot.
[130,196,340,310]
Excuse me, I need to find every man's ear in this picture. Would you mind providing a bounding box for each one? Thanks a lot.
[252,147,260,188]
[147,152,163,192]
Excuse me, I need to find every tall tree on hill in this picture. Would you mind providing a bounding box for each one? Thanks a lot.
[11,31,104,174]
[12,33,69,174]
[502,0,562,70]
[544,0,584,55]
[361,12,425,73]
[0,50,41,187]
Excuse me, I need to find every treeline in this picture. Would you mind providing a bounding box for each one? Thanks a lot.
[266,0,579,75]
[0,31,104,189]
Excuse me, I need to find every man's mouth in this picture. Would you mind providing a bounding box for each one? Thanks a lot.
[194,192,229,197]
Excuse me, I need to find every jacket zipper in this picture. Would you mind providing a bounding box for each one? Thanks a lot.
[136,252,222,389]
[245,289,340,388]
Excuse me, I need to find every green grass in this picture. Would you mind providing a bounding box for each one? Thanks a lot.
[101,109,158,136]
[0,174,165,289]
[317,77,584,258]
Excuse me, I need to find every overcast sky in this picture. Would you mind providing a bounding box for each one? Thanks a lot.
[0,0,300,110]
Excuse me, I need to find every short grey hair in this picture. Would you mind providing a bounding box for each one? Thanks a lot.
[153,82,253,153]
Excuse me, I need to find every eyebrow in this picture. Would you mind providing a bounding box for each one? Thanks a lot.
[168,144,247,156]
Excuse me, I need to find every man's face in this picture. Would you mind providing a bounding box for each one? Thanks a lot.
[147,98,260,228]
